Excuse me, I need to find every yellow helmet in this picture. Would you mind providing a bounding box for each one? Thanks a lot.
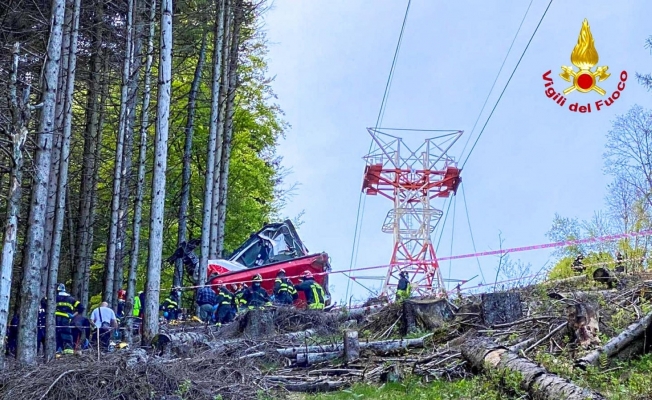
[252,274,263,283]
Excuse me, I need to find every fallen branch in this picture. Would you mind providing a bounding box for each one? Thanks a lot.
[40,369,77,400]
[576,311,652,369]
[461,338,605,400]
[524,322,568,354]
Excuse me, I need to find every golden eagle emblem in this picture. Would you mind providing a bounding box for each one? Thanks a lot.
[560,19,610,95]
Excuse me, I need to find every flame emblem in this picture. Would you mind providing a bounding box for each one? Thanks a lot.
[559,19,610,95]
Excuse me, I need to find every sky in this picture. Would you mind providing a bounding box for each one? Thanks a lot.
[260,0,652,305]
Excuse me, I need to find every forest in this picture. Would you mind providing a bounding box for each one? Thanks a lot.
[0,0,288,365]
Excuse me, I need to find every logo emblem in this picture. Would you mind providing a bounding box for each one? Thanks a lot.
[559,19,610,95]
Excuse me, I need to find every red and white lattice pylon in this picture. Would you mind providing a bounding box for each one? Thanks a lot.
[361,128,463,298]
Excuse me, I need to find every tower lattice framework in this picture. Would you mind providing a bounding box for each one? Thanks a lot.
[361,128,463,297]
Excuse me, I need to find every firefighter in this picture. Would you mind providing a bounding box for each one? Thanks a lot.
[572,254,585,273]
[133,290,143,317]
[232,283,248,312]
[55,283,80,354]
[294,271,325,310]
[245,274,272,308]
[273,269,298,306]
[213,281,236,325]
[396,271,412,301]
[615,251,625,273]
[160,288,180,321]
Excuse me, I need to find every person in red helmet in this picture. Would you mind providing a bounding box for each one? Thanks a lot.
[116,288,127,318]
[273,269,297,306]
[294,271,325,310]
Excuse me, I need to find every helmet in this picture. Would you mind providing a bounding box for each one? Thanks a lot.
[57,283,65,292]
[252,274,263,283]
[277,269,286,275]
[399,270,409,277]
[301,270,313,280]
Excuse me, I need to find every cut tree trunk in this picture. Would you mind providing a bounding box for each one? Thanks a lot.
[297,351,341,365]
[481,292,523,326]
[575,311,652,369]
[343,330,359,362]
[401,298,455,334]
[241,309,275,337]
[461,338,605,400]
[18,0,65,365]
[593,268,617,288]
[567,303,600,348]
[143,0,172,344]
[125,0,156,344]
[199,0,226,280]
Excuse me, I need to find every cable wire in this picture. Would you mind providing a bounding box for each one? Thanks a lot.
[461,0,553,170]
[458,0,535,160]
[461,182,486,283]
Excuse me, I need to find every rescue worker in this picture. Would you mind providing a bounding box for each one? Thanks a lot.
[160,288,180,321]
[233,283,248,312]
[116,288,126,318]
[572,254,585,273]
[137,290,146,318]
[213,281,236,324]
[294,271,325,310]
[396,271,412,301]
[615,251,625,273]
[273,269,298,306]
[55,283,80,354]
[245,274,272,309]
[70,303,91,351]
[195,284,218,322]
[5,311,18,356]
[133,290,143,317]
[37,298,46,355]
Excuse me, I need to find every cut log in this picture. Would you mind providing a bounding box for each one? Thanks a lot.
[461,338,605,400]
[480,292,523,326]
[401,298,455,334]
[296,351,342,365]
[241,309,276,337]
[277,344,343,357]
[343,330,359,362]
[361,335,430,353]
[567,303,600,347]
[576,311,652,369]
[151,331,214,351]
[284,380,346,392]
[283,329,315,340]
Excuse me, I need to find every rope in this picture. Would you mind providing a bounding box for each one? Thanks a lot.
[461,0,554,170]
[461,182,486,283]
[458,0,535,160]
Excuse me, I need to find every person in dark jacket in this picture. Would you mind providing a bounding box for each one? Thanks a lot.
[244,275,271,308]
[396,271,412,301]
[5,312,18,356]
[70,303,91,351]
[294,271,325,310]
[213,281,236,325]
[273,269,297,306]
[160,289,180,320]
[55,283,80,354]
[195,285,218,322]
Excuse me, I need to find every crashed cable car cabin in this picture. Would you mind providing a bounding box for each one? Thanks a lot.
[169,220,332,307]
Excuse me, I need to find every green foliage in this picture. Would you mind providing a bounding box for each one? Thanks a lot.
[547,251,614,280]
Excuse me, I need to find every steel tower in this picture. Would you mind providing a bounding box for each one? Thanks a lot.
[361,128,463,297]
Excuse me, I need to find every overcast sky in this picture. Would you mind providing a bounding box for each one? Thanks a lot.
[261,0,652,304]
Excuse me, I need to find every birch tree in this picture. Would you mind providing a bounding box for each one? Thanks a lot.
[176,28,209,287]
[105,0,136,306]
[143,0,172,343]
[125,0,156,343]
[199,0,226,283]
[217,0,245,256]
[0,43,30,365]
[17,0,66,365]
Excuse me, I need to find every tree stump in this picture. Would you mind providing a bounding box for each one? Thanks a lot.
[480,292,522,326]
[401,298,455,335]
[343,330,359,362]
[593,268,617,288]
[241,309,276,338]
[567,303,600,348]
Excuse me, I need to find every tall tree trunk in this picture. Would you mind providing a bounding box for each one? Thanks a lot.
[114,4,143,307]
[17,0,66,365]
[210,0,231,259]
[74,0,104,301]
[176,28,209,288]
[0,43,30,365]
[42,0,73,297]
[105,0,135,306]
[217,0,244,256]
[125,0,156,344]
[199,0,226,284]
[144,0,172,344]
[47,0,81,351]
